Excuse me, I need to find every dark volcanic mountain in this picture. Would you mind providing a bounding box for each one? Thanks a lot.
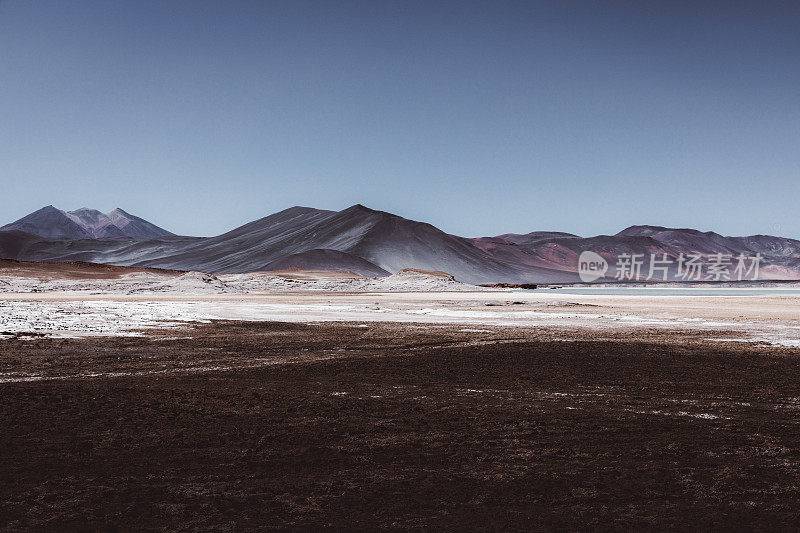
[1,206,175,240]
[1,206,94,240]
[128,204,565,283]
[2,204,800,283]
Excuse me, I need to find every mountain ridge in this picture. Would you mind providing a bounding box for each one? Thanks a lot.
[2,204,800,283]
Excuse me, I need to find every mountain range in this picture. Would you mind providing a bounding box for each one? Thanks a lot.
[1,206,174,240]
[2,204,799,283]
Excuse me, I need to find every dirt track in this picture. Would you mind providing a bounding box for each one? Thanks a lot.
[2,321,800,530]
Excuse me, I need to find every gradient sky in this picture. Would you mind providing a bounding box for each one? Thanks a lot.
[1,1,799,238]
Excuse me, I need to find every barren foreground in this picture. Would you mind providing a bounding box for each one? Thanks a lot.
[3,262,800,529]
[2,320,800,530]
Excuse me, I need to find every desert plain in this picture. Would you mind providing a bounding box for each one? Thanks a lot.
[2,262,800,530]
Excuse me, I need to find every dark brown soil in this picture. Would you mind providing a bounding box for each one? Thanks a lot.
[0,258,185,280]
[2,322,800,531]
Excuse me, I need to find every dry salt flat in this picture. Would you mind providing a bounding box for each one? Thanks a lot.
[1,269,800,348]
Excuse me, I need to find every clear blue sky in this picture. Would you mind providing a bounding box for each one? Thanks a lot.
[1,0,799,238]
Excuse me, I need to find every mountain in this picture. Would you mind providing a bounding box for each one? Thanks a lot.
[473,225,800,281]
[1,206,175,240]
[104,208,176,239]
[2,204,800,283]
[62,208,127,238]
[1,206,94,240]
[129,204,561,283]
[614,225,740,255]
[493,231,580,247]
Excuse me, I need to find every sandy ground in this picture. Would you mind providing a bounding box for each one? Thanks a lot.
[2,262,799,347]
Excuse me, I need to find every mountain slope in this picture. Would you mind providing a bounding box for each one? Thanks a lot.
[130,206,339,273]
[131,204,554,283]
[263,249,390,277]
[337,205,536,283]
[0,230,44,260]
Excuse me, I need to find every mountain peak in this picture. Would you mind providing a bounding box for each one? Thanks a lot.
[281,205,323,215]
[616,225,669,236]
[343,203,376,213]
[1,205,92,240]
[617,225,726,240]
[1,206,174,240]
[340,204,395,219]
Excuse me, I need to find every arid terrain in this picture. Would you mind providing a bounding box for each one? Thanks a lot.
[3,321,800,530]
[2,262,800,530]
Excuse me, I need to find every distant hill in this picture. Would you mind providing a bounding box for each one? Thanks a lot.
[1,206,175,240]
[2,204,800,283]
[472,225,800,281]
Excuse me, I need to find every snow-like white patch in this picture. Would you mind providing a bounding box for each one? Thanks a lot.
[0,268,493,295]
[626,408,728,420]
[687,412,721,420]
[0,357,302,384]
[0,300,215,337]
[708,337,800,348]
